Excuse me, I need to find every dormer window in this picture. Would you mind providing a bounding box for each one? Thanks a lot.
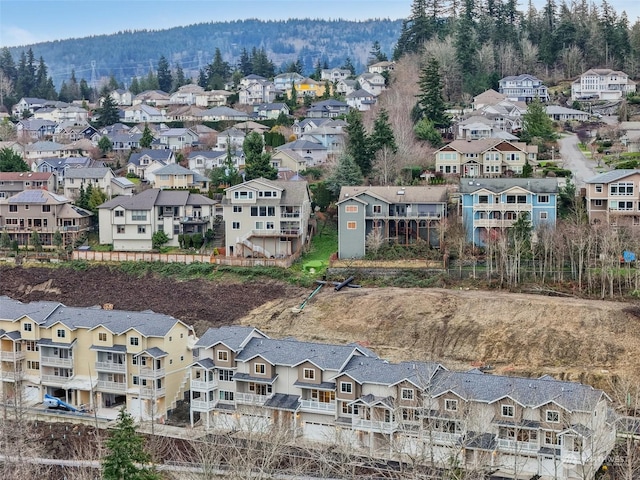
[502,404,515,417]
[546,410,560,423]
[303,368,315,380]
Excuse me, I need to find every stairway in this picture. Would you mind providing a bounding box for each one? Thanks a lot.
[170,369,191,411]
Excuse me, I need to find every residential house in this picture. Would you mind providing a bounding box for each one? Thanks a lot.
[186,325,615,480]
[0,189,92,247]
[434,139,538,177]
[168,84,206,106]
[239,79,277,105]
[286,78,328,101]
[368,61,395,74]
[619,122,640,153]
[157,128,199,151]
[16,119,57,140]
[165,105,205,123]
[292,118,332,136]
[321,68,351,82]
[346,89,376,111]
[336,185,448,259]
[25,141,65,161]
[571,69,636,101]
[335,79,358,96]
[0,172,57,200]
[222,177,311,258]
[127,149,175,180]
[233,121,270,134]
[151,164,210,192]
[34,157,95,186]
[107,132,143,151]
[455,115,520,141]
[63,167,115,200]
[270,149,307,173]
[197,106,250,122]
[188,150,228,175]
[110,89,133,106]
[123,104,166,123]
[239,74,268,88]
[546,106,590,122]
[273,72,304,91]
[300,126,345,154]
[61,139,95,158]
[11,97,51,117]
[472,89,507,110]
[54,105,90,124]
[275,139,328,166]
[306,99,349,118]
[585,170,640,229]
[254,103,290,120]
[356,73,386,96]
[459,178,558,245]
[98,189,218,250]
[132,90,170,107]
[499,74,549,102]
[0,296,196,422]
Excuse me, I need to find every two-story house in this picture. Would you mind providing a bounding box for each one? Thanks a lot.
[346,89,377,111]
[368,61,395,74]
[156,127,199,151]
[459,178,559,246]
[0,172,57,199]
[585,169,640,229]
[132,90,170,107]
[306,99,350,118]
[127,149,175,179]
[275,139,328,166]
[98,189,218,250]
[151,164,210,192]
[188,150,228,175]
[0,296,196,422]
[499,74,549,102]
[16,119,58,140]
[0,189,92,247]
[356,73,386,96]
[336,185,448,259]
[63,167,115,200]
[321,68,351,82]
[34,156,96,186]
[222,178,311,259]
[571,69,636,101]
[197,106,250,122]
[239,79,277,105]
[123,104,166,123]
[434,139,538,177]
[273,72,305,91]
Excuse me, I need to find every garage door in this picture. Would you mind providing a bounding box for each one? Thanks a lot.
[303,422,335,443]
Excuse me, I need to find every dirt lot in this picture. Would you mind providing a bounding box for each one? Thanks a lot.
[0,265,302,335]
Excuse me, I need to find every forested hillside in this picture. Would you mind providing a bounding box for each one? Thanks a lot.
[5,19,402,88]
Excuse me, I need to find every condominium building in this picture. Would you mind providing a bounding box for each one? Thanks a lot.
[0,296,196,421]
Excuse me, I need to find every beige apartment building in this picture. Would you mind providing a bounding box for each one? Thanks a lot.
[0,296,196,421]
[585,169,640,229]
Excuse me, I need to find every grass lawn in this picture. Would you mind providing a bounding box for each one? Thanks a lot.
[126,177,141,185]
[291,220,338,276]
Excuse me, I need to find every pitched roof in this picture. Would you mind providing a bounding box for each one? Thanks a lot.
[585,169,640,184]
[340,356,443,388]
[98,188,161,210]
[64,167,112,179]
[188,150,226,160]
[338,185,449,205]
[128,149,173,165]
[153,163,194,176]
[195,326,265,351]
[0,172,54,181]
[459,178,559,194]
[277,139,327,151]
[4,189,70,205]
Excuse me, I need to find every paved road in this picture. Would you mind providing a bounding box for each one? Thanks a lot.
[558,133,599,188]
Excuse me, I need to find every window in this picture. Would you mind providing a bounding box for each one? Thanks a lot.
[254,363,266,375]
[478,195,489,204]
[346,221,357,230]
[445,399,458,411]
[9,205,17,212]
[546,410,560,423]
[56,329,66,338]
[544,431,561,446]
[130,337,139,346]
[131,210,147,221]
[98,333,107,342]
[538,195,549,203]
[345,205,358,213]
[218,369,234,381]
[595,184,603,193]
[117,226,125,234]
[27,360,40,370]
[594,199,603,207]
[23,323,32,332]
[115,210,124,217]
[340,382,353,394]
[217,350,228,362]
[502,404,515,417]
[342,403,358,415]
[233,206,242,213]
[232,222,240,229]
[234,191,253,199]
[540,212,548,220]
[303,368,315,380]
[219,390,234,401]
[25,341,38,352]
[610,182,634,196]
[137,225,146,234]
[42,205,51,212]
[517,195,527,203]
[373,205,382,214]
[401,388,414,400]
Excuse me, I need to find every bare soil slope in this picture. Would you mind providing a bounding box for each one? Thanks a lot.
[240,287,640,384]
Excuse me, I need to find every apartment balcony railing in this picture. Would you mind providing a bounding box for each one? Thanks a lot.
[1,225,88,233]
[352,418,398,434]
[139,387,166,398]
[96,380,127,392]
[251,228,300,237]
[190,378,218,391]
[235,392,270,406]
[0,351,26,362]
[429,431,464,445]
[280,212,301,218]
[41,374,72,385]
[180,216,210,224]
[473,219,517,228]
[95,362,126,373]
[191,399,217,411]
[40,355,73,367]
[366,212,442,220]
[299,399,336,413]
[497,438,539,453]
[473,204,532,212]
[0,370,24,381]
[138,367,165,379]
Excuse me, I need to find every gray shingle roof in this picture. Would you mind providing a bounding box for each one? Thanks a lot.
[585,169,640,184]
[65,167,112,179]
[90,344,127,353]
[138,347,168,358]
[340,356,443,388]
[98,188,160,210]
[0,296,62,324]
[459,178,559,194]
[263,393,300,411]
[195,326,261,351]
[153,163,194,175]
[233,372,278,384]
[128,149,173,166]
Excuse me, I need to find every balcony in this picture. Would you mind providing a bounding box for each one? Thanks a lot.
[366,212,442,220]
[180,216,210,224]
[299,399,336,413]
[280,212,301,218]
[138,367,165,378]
[191,399,216,411]
[473,203,532,212]
[97,380,127,392]
[1,370,24,381]
[191,378,218,391]
[41,374,72,385]
[95,362,126,373]
[251,228,301,237]
[429,431,463,445]
[40,355,73,367]
[235,392,270,406]
[473,219,517,228]
[0,351,26,362]
[497,438,539,453]
[139,387,166,398]
[352,418,398,434]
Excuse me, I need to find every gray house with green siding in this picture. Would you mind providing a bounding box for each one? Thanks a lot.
[336,186,449,259]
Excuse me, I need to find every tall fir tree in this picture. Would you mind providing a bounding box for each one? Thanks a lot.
[345,109,373,177]
[243,132,277,180]
[326,153,364,196]
[157,55,172,93]
[416,57,450,129]
[95,95,120,128]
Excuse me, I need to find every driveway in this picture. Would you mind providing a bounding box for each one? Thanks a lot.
[557,133,599,188]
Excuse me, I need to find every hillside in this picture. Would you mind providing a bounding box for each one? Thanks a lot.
[7,19,402,87]
[240,287,640,388]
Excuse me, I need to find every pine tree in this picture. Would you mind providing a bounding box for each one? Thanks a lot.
[416,57,450,129]
[521,98,556,143]
[157,55,172,93]
[368,41,388,65]
[140,124,154,149]
[345,109,373,177]
[342,57,356,76]
[243,132,277,180]
[129,77,141,95]
[238,48,252,75]
[370,108,398,155]
[172,63,187,91]
[0,147,29,172]
[96,94,120,128]
[102,408,159,480]
[326,153,364,196]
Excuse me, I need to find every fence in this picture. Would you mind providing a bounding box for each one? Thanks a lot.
[72,250,212,264]
[213,248,301,268]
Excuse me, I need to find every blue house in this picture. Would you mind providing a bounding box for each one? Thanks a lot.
[459,178,558,246]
